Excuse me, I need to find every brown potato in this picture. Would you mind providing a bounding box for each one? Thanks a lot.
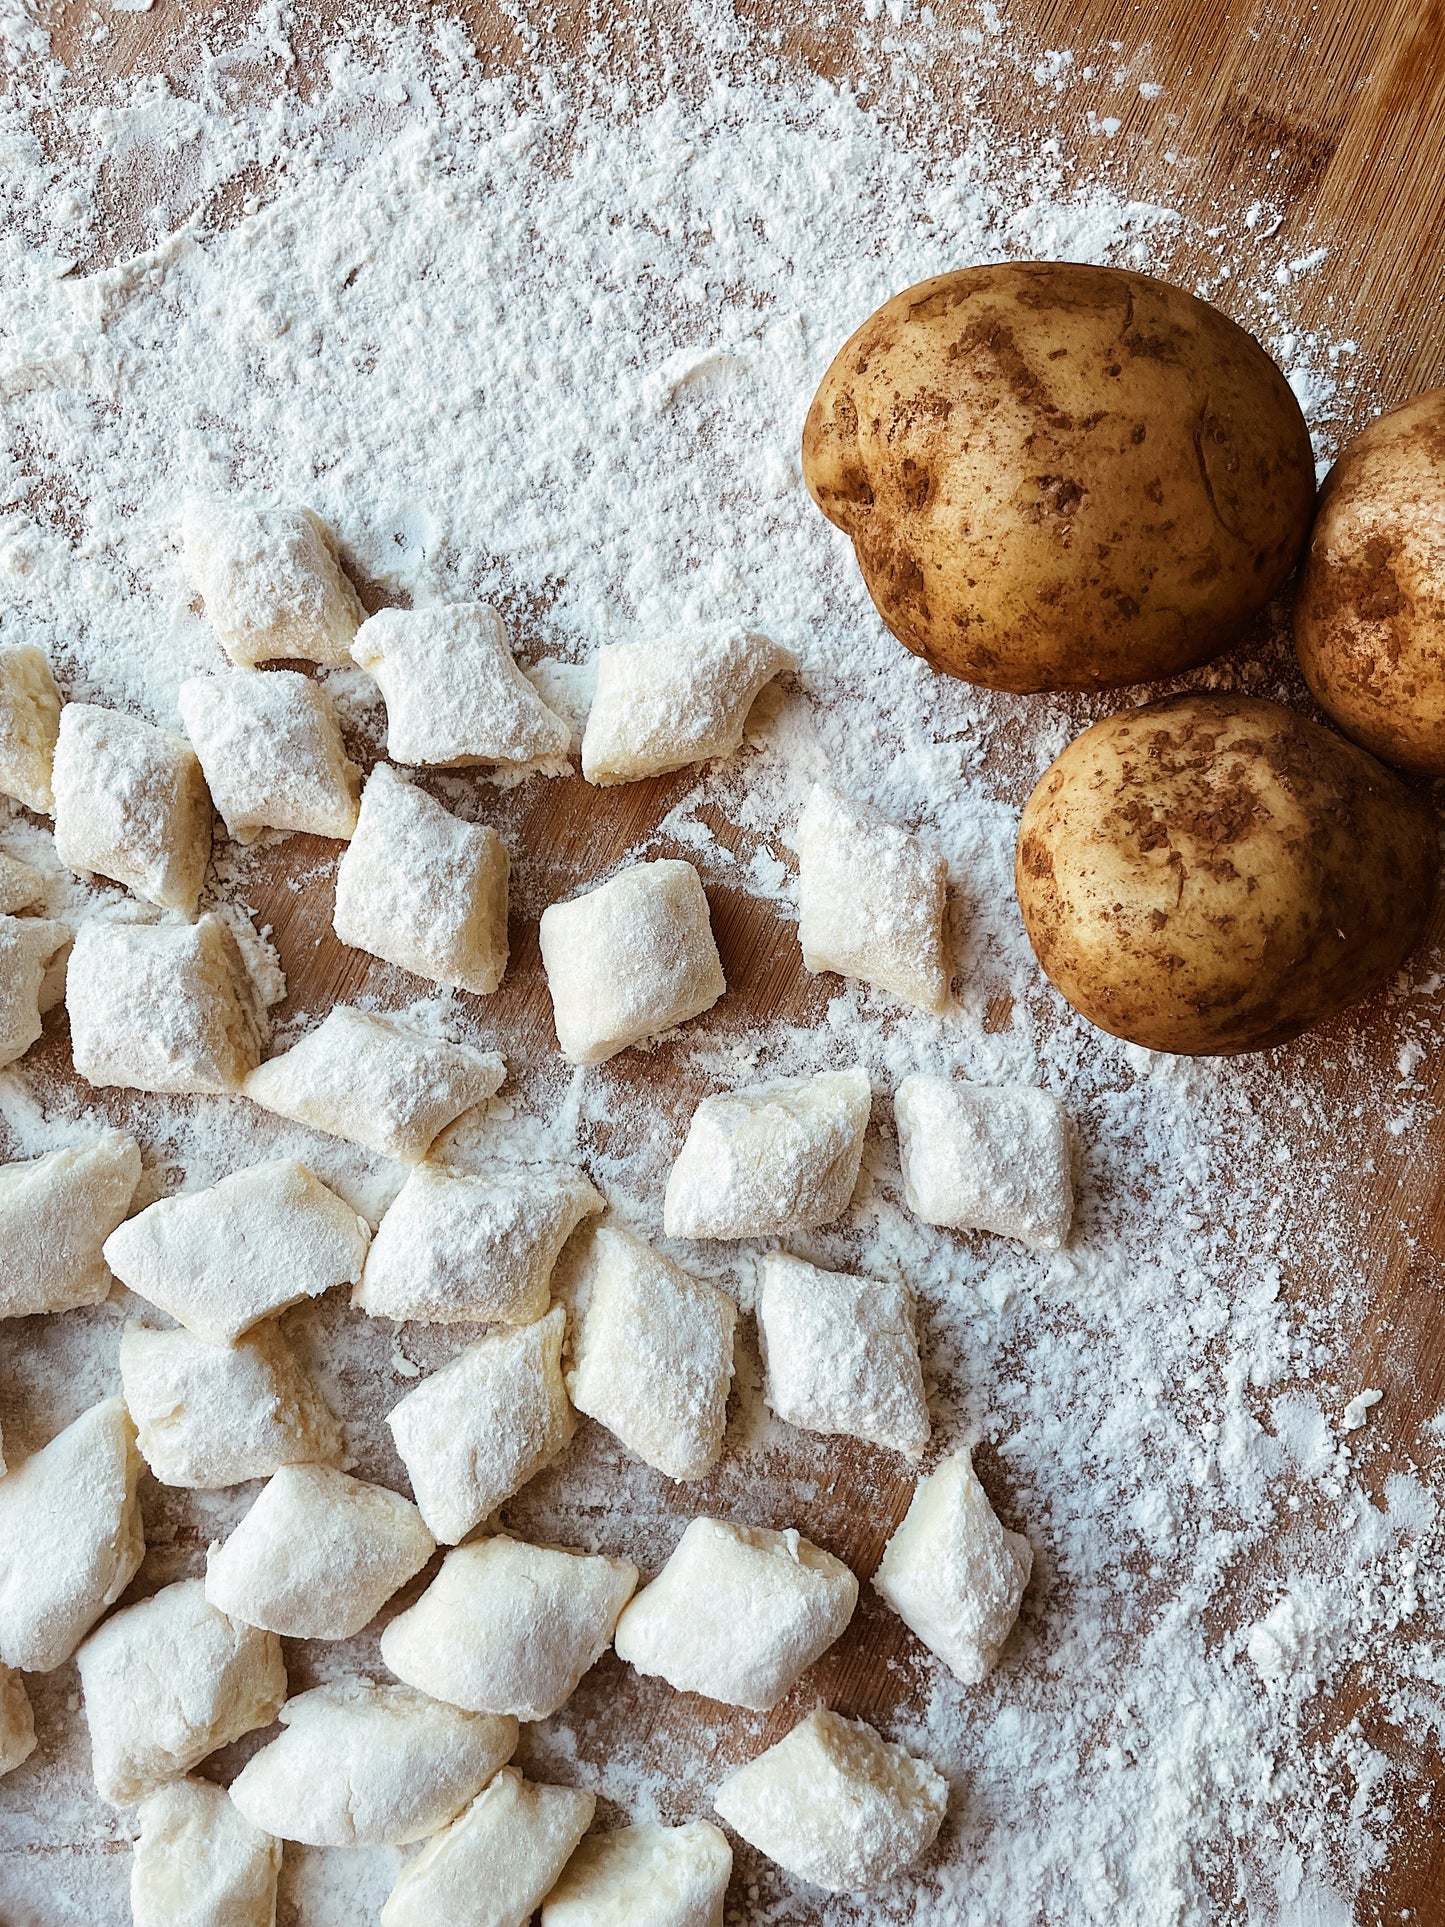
[1294,386,1445,776]
[1015,693,1436,1054]
[803,262,1316,692]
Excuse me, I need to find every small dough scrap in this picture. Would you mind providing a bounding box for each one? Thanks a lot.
[352,603,571,773]
[566,1226,736,1481]
[204,1462,435,1640]
[712,1708,947,1894]
[381,1536,638,1721]
[381,1766,595,1927]
[0,1665,36,1779]
[894,1074,1073,1248]
[0,1130,142,1318]
[178,669,360,843]
[333,763,510,993]
[0,849,44,913]
[663,1066,871,1241]
[244,1004,504,1163]
[131,1778,280,1927]
[104,1158,371,1346]
[0,913,69,1070]
[539,860,724,1066]
[613,1517,857,1712]
[182,502,364,669]
[230,1679,518,1847]
[76,1578,286,1806]
[0,1397,144,1672]
[580,630,791,786]
[356,1162,602,1326]
[52,704,212,915]
[120,1318,345,1488]
[873,1447,1032,1685]
[757,1253,929,1460]
[386,1305,573,1543]
[542,1820,733,1927]
[0,642,62,813]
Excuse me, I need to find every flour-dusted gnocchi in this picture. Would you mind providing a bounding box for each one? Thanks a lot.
[566,1226,736,1480]
[386,1306,573,1543]
[893,1074,1074,1248]
[356,1163,602,1326]
[75,1578,286,1806]
[0,1666,36,1778]
[873,1448,1033,1685]
[332,763,510,993]
[542,1820,733,1927]
[756,1253,929,1460]
[580,629,792,786]
[662,1065,871,1241]
[244,1004,505,1163]
[612,1518,858,1712]
[352,603,572,774]
[52,704,212,915]
[381,1536,638,1722]
[104,1158,372,1346]
[204,1462,435,1640]
[230,1679,518,1847]
[0,1397,144,1672]
[381,1767,596,1927]
[0,912,68,1070]
[0,642,62,813]
[182,501,365,669]
[712,1708,947,1893]
[131,1778,281,1927]
[0,849,43,913]
[178,669,360,843]
[0,1131,141,1318]
[539,860,725,1066]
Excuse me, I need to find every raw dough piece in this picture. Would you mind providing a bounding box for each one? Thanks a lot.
[131,1778,281,1927]
[756,1253,929,1460]
[244,1004,505,1163]
[357,1163,602,1326]
[204,1463,434,1640]
[542,1820,733,1927]
[0,642,62,812]
[0,1397,144,1672]
[0,913,68,1069]
[182,502,364,669]
[332,763,510,993]
[120,1318,345,1488]
[613,1518,857,1712]
[580,630,791,786]
[76,1578,286,1806]
[104,1158,371,1346]
[873,1447,1033,1684]
[796,786,949,1012]
[0,849,44,913]
[352,603,571,773]
[230,1679,518,1847]
[712,1708,947,1893]
[0,1666,36,1778]
[381,1767,596,1927]
[386,1305,573,1543]
[0,1130,141,1318]
[539,860,724,1065]
[894,1074,1074,1248]
[566,1226,736,1480]
[178,669,360,843]
[52,704,212,914]
[381,1536,638,1721]
[662,1066,871,1240]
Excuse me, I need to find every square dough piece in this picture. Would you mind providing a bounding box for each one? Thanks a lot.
[0,1666,37,1778]
[541,1820,733,1927]
[0,642,62,813]
[712,1708,947,1894]
[893,1074,1074,1248]
[131,1778,281,1927]
[580,630,791,786]
[0,913,69,1070]
[182,502,364,669]
[0,849,45,913]
[52,704,212,915]
[612,1517,857,1712]
[566,1225,737,1481]
[0,1131,142,1318]
[178,669,360,843]
[333,763,510,994]
[539,860,724,1066]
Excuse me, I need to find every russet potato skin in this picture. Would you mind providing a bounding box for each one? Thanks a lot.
[1015,694,1437,1055]
[803,262,1316,693]
[1294,386,1445,776]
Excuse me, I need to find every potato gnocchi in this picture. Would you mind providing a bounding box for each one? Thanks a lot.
[52,703,213,915]
[894,1073,1074,1248]
[0,641,62,813]
[0,849,44,913]
[0,1666,35,1780]
[131,1778,281,1927]
[541,1819,733,1927]
[0,1131,141,1318]
[0,912,68,1070]
[182,501,364,669]
[178,669,360,843]
[580,629,791,786]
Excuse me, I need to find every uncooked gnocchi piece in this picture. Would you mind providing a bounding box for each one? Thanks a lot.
[712,1708,947,1893]
[580,629,791,786]
[381,1536,638,1722]
[893,1074,1074,1248]
[182,501,364,669]
[76,1578,286,1806]
[52,704,212,915]
[663,1065,871,1240]
[178,669,360,843]
[0,912,68,1070]
[612,1517,857,1712]
[0,849,44,913]
[204,1462,435,1640]
[541,1819,733,1927]
[0,1130,141,1318]
[131,1778,281,1927]
[386,1306,573,1543]
[0,642,62,813]
[0,1666,36,1779]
